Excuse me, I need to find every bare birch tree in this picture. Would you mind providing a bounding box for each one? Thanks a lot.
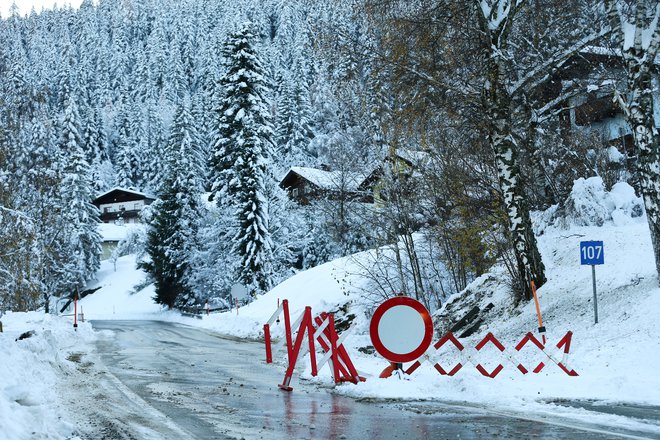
[606,0,660,282]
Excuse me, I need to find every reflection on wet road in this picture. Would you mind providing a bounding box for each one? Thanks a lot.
[91,321,639,439]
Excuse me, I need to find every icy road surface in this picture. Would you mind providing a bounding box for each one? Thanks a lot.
[64,320,654,439]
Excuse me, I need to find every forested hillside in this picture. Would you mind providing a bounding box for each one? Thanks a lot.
[1,1,658,315]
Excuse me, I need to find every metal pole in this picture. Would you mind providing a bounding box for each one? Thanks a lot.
[592,265,598,324]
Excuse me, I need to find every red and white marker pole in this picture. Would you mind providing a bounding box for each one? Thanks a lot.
[531,280,546,345]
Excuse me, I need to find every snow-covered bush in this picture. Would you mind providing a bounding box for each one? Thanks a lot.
[535,176,644,233]
[110,225,148,271]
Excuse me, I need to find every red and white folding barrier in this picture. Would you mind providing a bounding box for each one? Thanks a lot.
[402,330,578,378]
[263,299,365,391]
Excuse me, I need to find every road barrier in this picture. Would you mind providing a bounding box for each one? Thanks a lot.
[264,297,578,388]
[263,299,365,391]
[403,330,578,378]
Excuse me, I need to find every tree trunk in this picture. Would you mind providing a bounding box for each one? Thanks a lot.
[490,98,547,301]
[478,1,547,302]
[628,76,660,280]
[606,0,660,283]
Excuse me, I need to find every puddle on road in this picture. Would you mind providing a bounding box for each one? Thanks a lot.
[550,399,660,422]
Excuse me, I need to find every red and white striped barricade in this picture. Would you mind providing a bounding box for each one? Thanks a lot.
[263,299,364,391]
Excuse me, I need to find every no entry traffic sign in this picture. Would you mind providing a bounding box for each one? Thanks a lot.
[369,297,433,363]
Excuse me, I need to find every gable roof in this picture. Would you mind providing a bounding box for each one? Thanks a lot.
[92,187,156,205]
[280,167,370,192]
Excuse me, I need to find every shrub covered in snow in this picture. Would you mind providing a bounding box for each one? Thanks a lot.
[535,177,644,233]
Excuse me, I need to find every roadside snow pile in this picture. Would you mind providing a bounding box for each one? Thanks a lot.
[0,312,95,440]
[536,176,645,232]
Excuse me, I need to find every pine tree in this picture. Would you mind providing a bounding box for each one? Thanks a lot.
[58,95,102,291]
[142,101,201,309]
[209,23,274,297]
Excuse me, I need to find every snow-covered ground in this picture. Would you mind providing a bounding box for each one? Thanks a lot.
[0,312,95,440]
[2,179,660,438]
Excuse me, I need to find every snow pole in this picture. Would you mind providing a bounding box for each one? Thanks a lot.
[530,280,545,345]
[73,288,78,331]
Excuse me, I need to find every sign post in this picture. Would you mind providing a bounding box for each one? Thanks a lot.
[580,241,604,324]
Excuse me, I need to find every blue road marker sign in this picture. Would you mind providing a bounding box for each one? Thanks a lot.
[580,241,604,265]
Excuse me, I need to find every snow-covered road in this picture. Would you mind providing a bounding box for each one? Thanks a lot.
[56,320,653,439]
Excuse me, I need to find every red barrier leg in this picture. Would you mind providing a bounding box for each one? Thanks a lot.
[279,307,316,391]
[282,300,293,364]
[264,324,272,363]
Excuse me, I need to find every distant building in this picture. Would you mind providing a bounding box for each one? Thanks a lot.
[92,187,155,224]
[279,166,374,204]
[548,47,659,161]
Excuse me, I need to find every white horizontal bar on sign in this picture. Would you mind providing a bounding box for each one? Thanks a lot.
[266,303,284,326]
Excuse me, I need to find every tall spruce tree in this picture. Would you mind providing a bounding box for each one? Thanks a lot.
[58,95,102,291]
[209,23,274,297]
[142,101,201,309]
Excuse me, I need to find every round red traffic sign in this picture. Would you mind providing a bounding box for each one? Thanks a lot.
[369,296,433,363]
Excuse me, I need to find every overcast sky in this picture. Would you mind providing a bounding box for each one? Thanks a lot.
[1,0,83,18]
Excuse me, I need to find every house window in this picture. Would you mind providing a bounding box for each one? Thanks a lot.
[292,188,299,197]
[104,207,109,213]
[119,204,125,211]
[134,203,140,210]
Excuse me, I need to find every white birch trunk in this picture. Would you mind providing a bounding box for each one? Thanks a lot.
[479,0,546,300]
[607,0,660,282]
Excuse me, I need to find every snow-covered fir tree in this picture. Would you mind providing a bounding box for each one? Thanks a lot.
[142,101,202,309]
[57,95,102,291]
[210,23,274,297]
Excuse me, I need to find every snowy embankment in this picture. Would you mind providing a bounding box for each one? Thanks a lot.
[0,313,95,440]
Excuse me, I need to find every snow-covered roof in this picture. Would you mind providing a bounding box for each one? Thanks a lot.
[94,187,156,201]
[581,46,660,65]
[283,167,369,192]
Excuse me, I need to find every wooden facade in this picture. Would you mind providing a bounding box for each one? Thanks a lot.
[92,187,155,224]
[279,167,374,204]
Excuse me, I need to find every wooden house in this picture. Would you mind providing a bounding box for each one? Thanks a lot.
[92,187,155,224]
[279,166,374,204]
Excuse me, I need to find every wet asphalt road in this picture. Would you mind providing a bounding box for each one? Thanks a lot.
[90,320,656,440]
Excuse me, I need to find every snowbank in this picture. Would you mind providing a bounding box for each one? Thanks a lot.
[536,177,645,232]
[190,253,367,338]
[0,312,95,440]
[82,254,164,320]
